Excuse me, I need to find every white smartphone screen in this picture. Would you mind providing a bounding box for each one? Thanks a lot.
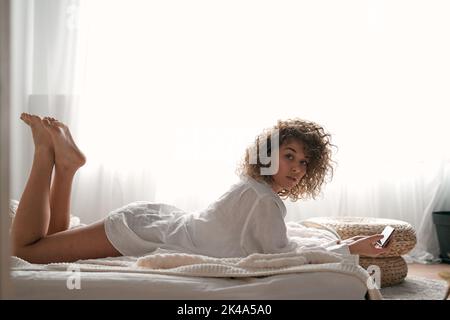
[377,226,395,247]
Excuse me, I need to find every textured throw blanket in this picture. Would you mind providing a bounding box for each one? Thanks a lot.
[136,249,342,269]
[10,248,381,300]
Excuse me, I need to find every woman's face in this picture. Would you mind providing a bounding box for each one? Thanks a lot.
[270,140,309,193]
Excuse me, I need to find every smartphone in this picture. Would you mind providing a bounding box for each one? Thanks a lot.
[376,226,395,248]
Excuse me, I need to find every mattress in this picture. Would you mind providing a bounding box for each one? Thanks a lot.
[10,256,370,300]
[11,270,368,300]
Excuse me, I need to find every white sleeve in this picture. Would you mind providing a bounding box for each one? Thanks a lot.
[241,196,291,255]
[323,241,351,255]
[321,240,359,264]
[286,221,354,257]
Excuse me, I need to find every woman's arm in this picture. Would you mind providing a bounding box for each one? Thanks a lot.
[345,234,391,257]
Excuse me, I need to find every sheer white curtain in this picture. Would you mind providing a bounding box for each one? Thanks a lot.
[11,0,450,262]
[10,0,83,206]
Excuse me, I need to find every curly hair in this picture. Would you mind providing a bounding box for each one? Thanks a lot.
[236,118,336,201]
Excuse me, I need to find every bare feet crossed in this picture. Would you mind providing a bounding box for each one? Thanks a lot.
[42,116,86,172]
[20,113,54,155]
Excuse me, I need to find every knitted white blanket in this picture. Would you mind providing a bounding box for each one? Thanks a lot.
[10,249,381,300]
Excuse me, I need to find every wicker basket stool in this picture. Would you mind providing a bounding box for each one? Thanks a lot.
[359,256,408,287]
[303,216,417,287]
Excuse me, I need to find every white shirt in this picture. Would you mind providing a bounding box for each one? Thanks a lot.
[104,175,350,257]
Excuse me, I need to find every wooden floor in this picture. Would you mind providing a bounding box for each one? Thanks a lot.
[407,262,450,299]
[408,262,450,280]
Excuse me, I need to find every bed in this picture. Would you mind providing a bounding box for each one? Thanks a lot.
[7,201,380,300]
[9,252,379,300]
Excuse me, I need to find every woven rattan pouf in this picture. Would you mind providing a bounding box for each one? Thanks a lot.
[358,256,408,288]
[303,216,417,287]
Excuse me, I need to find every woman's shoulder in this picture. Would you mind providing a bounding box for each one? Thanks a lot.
[240,175,277,198]
[211,176,280,208]
[240,175,286,214]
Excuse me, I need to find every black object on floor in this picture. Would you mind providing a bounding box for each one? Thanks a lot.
[433,211,450,264]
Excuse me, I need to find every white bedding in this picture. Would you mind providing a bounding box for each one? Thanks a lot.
[8,201,380,299]
[9,251,380,300]
[11,269,369,300]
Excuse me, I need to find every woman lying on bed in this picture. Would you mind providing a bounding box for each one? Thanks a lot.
[11,113,390,264]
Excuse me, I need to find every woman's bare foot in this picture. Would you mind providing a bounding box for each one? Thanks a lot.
[42,117,86,172]
[20,113,54,153]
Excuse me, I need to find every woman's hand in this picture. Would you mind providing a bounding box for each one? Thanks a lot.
[346,234,392,257]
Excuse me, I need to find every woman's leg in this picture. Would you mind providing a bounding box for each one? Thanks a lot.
[11,114,54,248]
[15,220,121,264]
[43,117,86,235]
[11,114,121,263]
[47,170,75,234]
